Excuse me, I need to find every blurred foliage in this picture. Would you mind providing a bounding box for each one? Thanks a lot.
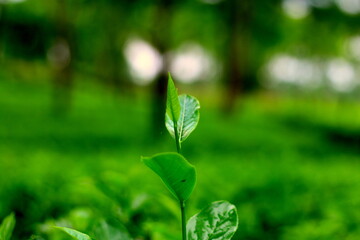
[1,78,360,239]
[1,0,360,239]
[1,0,360,90]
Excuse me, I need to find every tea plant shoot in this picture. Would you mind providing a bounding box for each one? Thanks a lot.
[143,73,238,240]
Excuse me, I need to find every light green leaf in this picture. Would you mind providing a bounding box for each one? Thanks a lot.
[166,94,200,143]
[187,201,238,240]
[93,220,132,240]
[142,152,196,202]
[55,227,92,240]
[166,73,181,122]
[0,213,16,240]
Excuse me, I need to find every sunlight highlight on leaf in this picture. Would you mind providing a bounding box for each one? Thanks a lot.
[187,201,238,240]
[55,227,92,240]
[166,94,200,143]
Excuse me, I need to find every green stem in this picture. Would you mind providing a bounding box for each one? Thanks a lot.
[180,200,187,240]
[174,122,181,153]
[175,121,184,240]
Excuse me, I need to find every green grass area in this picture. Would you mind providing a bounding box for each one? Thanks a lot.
[1,78,360,240]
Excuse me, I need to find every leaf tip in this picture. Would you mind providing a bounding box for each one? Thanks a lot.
[167,72,176,89]
[140,156,149,163]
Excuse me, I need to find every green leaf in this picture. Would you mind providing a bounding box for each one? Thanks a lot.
[28,235,42,240]
[142,152,196,202]
[55,227,92,240]
[187,201,238,240]
[166,94,200,143]
[0,213,16,240]
[92,220,132,240]
[166,73,181,122]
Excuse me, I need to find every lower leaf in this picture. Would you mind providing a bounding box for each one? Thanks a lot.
[0,213,16,240]
[55,227,92,240]
[187,201,238,240]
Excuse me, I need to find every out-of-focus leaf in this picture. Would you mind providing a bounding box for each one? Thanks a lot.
[166,94,200,143]
[27,235,43,240]
[0,213,15,240]
[27,235,44,240]
[142,152,196,202]
[187,201,238,240]
[55,227,92,240]
[92,220,132,240]
[166,73,181,122]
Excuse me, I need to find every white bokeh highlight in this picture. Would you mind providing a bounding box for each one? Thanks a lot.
[268,54,321,88]
[336,0,360,15]
[169,44,216,83]
[282,0,311,19]
[326,59,356,92]
[124,38,163,85]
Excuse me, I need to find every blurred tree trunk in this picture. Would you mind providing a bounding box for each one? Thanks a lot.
[49,0,75,116]
[222,0,252,115]
[0,4,7,62]
[107,25,122,93]
[103,5,131,95]
[150,0,174,138]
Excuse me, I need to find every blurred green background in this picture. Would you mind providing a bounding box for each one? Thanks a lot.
[1,0,360,239]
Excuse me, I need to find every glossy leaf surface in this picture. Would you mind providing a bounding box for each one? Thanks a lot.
[55,227,92,240]
[166,94,200,143]
[0,213,15,240]
[166,73,181,122]
[187,201,238,240]
[142,152,196,201]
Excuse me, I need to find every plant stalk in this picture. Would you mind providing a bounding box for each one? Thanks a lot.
[175,121,185,240]
[180,200,187,240]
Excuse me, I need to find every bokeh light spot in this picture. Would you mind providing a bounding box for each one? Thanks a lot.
[326,59,356,92]
[336,0,360,15]
[268,54,321,88]
[348,36,360,60]
[124,38,163,85]
[282,0,311,19]
[169,44,216,83]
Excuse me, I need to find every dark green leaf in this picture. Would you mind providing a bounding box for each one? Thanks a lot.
[0,213,15,240]
[187,201,238,240]
[55,227,92,240]
[166,94,200,143]
[166,73,181,122]
[142,152,196,201]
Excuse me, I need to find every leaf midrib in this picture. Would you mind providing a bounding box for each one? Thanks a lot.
[178,96,188,142]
